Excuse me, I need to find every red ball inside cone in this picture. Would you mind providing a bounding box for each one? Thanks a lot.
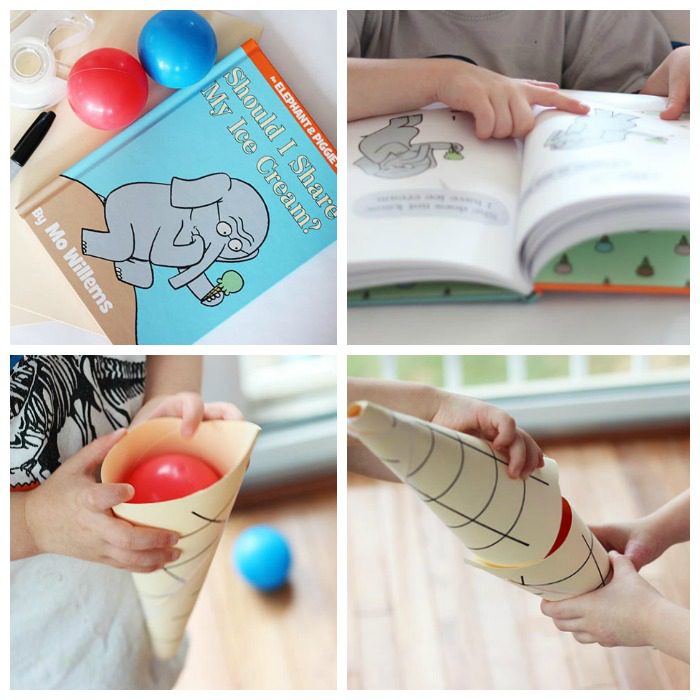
[545,497,573,557]
[124,453,221,503]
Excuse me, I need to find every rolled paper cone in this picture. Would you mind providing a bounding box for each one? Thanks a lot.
[464,507,611,601]
[101,417,261,658]
[348,401,562,566]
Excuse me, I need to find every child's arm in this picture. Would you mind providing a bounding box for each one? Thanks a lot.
[348,378,543,480]
[591,489,689,570]
[11,430,180,569]
[348,57,589,137]
[131,356,242,437]
[541,551,689,663]
[640,46,690,119]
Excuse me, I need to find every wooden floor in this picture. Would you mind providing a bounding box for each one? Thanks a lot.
[348,434,689,689]
[175,489,336,689]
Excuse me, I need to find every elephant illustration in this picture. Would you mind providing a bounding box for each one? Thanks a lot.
[544,109,640,150]
[81,173,269,306]
[354,114,463,179]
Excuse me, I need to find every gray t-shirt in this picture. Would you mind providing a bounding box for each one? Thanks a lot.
[348,10,672,93]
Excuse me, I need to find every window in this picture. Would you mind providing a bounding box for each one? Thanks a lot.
[203,356,336,489]
[348,355,689,435]
[238,355,336,427]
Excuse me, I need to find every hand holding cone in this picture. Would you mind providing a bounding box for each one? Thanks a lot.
[101,417,260,658]
[348,401,610,600]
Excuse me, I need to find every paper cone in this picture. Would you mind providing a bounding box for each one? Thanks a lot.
[348,401,562,566]
[464,507,611,600]
[101,417,261,658]
[348,401,610,600]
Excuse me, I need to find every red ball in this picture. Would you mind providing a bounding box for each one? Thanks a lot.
[67,48,149,130]
[124,453,221,504]
[546,497,573,557]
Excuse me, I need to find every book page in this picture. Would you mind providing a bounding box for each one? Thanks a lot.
[348,108,530,294]
[516,91,689,276]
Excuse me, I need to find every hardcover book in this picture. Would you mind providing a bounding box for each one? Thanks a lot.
[18,39,337,343]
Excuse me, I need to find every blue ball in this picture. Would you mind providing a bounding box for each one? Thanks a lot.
[138,11,217,88]
[232,525,291,591]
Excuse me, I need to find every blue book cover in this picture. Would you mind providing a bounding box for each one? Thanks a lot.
[18,40,337,343]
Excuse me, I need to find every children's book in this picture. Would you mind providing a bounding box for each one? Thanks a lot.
[347,91,688,305]
[17,39,337,343]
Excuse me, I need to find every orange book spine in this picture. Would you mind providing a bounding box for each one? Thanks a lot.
[242,39,337,173]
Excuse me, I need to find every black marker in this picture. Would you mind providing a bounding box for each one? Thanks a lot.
[11,111,56,180]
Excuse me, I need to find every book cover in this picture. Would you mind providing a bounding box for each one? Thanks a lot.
[17,39,337,344]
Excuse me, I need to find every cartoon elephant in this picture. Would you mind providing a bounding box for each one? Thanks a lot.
[354,115,463,179]
[544,109,639,150]
[81,173,269,306]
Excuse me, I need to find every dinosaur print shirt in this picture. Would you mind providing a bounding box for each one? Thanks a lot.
[10,355,146,491]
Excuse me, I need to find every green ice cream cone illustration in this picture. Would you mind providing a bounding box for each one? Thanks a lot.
[444,144,464,161]
[201,270,245,303]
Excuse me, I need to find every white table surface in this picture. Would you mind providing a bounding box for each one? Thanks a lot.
[348,294,689,345]
[11,10,337,346]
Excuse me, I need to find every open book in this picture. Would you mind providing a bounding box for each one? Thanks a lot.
[348,91,689,303]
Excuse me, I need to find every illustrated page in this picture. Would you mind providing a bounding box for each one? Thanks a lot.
[516,91,689,268]
[348,108,530,293]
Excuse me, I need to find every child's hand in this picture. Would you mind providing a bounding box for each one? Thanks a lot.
[131,391,243,438]
[434,60,589,139]
[641,46,690,120]
[540,552,662,648]
[591,517,664,570]
[432,393,544,479]
[24,430,181,572]
[592,489,689,569]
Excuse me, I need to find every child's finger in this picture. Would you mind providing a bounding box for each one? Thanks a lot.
[521,431,544,476]
[661,54,690,120]
[524,79,560,90]
[106,545,181,572]
[660,83,689,120]
[541,598,579,620]
[470,98,496,139]
[506,436,526,478]
[102,556,164,575]
[85,482,134,511]
[101,519,179,550]
[518,435,540,478]
[203,402,244,422]
[572,632,597,644]
[552,617,584,633]
[509,94,536,138]
[490,412,517,450]
[527,86,590,115]
[179,392,205,438]
[68,429,127,475]
[589,523,627,554]
[609,550,636,577]
[489,93,514,138]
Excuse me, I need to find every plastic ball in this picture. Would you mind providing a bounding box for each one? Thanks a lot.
[67,48,148,130]
[232,525,292,591]
[124,453,221,504]
[138,10,217,88]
